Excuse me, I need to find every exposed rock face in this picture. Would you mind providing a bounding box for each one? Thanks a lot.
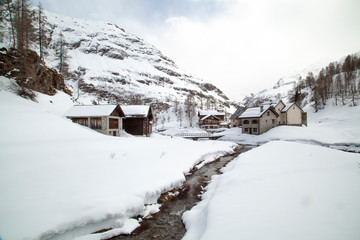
[0,48,71,96]
[42,11,231,109]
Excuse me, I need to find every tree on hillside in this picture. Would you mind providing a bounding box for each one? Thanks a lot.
[2,0,17,48]
[36,3,48,59]
[13,0,35,51]
[185,94,196,127]
[56,31,70,79]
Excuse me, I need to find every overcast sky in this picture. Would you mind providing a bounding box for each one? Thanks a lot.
[35,0,360,101]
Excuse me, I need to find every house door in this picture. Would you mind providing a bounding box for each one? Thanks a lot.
[249,128,252,134]
[113,131,116,136]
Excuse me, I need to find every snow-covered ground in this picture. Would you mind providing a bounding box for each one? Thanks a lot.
[0,82,236,240]
[182,141,360,240]
[182,101,360,240]
[1,74,359,240]
[220,104,360,150]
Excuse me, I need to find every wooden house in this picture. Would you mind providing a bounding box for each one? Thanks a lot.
[64,104,125,136]
[198,110,225,129]
[238,105,279,135]
[121,105,153,136]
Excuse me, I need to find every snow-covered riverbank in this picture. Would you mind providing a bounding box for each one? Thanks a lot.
[0,90,236,240]
[183,141,360,240]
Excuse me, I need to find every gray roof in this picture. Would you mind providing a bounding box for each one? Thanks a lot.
[230,107,246,119]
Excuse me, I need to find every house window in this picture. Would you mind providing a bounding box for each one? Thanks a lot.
[251,119,258,124]
[253,128,257,133]
[243,120,249,124]
[244,128,248,132]
[73,118,88,127]
[90,117,102,129]
[267,112,270,116]
[272,119,275,124]
[109,118,119,129]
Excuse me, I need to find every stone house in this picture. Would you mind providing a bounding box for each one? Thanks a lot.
[280,103,307,126]
[229,107,247,127]
[64,104,125,136]
[238,105,279,135]
[237,101,307,135]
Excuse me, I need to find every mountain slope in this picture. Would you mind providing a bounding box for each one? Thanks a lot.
[41,10,230,112]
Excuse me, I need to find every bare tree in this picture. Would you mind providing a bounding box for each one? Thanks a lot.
[56,31,70,78]
[36,2,48,59]
[13,0,35,51]
[185,94,196,127]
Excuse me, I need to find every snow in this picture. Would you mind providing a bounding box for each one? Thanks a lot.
[182,141,360,240]
[238,106,266,118]
[0,89,236,240]
[221,103,360,146]
[198,110,225,116]
[63,104,120,117]
[121,105,150,117]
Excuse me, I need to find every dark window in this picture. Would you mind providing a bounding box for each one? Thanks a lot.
[243,120,249,124]
[251,119,258,124]
[267,112,270,116]
[109,118,119,129]
[253,128,257,133]
[244,128,248,132]
[73,118,88,127]
[272,119,275,124]
[90,117,102,129]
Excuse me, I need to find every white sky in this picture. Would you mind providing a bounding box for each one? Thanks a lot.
[36,0,360,101]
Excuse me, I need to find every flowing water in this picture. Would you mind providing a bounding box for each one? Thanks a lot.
[107,145,251,240]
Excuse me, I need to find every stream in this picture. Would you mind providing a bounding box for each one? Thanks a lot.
[107,145,251,240]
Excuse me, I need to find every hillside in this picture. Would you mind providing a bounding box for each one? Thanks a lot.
[242,54,360,110]
[42,10,231,109]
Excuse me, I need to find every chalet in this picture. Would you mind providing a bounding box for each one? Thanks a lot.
[64,104,125,136]
[198,110,225,129]
[238,105,279,135]
[121,105,153,137]
[229,107,247,127]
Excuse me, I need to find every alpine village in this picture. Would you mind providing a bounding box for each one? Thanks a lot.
[0,1,359,240]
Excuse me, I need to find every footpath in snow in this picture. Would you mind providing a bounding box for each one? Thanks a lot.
[183,141,360,240]
[0,90,236,240]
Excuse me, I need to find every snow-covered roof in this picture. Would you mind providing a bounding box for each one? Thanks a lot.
[199,110,225,116]
[281,104,292,112]
[64,104,121,117]
[281,103,303,113]
[230,107,246,119]
[238,105,277,119]
[121,105,150,117]
[201,115,220,121]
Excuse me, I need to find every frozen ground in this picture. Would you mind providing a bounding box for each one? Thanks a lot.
[0,84,236,240]
[182,102,360,240]
[182,141,360,240]
[220,104,360,151]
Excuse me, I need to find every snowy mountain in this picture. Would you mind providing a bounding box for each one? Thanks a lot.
[37,10,231,112]
[241,54,360,109]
